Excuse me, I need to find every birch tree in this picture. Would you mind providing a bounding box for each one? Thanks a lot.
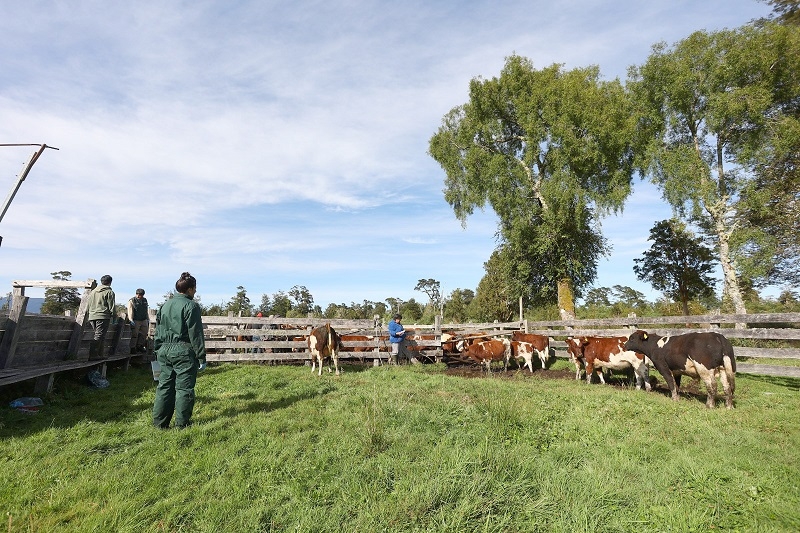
[429,55,637,315]
[630,24,796,315]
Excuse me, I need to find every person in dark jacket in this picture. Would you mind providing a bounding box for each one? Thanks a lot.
[152,272,207,429]
[87,275,116,360]
[127,288,150,354]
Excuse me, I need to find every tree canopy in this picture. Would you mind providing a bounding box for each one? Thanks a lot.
[429,55,637,314]
[629,22,799,315]
[633,219,716,316]
[40,271,82,316]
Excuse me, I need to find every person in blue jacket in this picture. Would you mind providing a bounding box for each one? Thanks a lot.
[388,313,407,365]
[152,272,206,429]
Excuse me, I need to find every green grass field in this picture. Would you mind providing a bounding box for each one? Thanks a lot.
[1,360,799,532]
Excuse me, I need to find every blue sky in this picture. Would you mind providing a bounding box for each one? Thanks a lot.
[0,0,775,309]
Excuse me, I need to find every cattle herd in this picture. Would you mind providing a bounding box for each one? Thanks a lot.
[307,324,737,409]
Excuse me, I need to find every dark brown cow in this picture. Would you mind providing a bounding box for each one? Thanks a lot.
[307,324,343,376]
[566,336,651,391]
[510,332,550,372]
[465,337,511,374]
[624,330,736,408]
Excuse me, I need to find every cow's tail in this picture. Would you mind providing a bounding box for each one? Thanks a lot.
[721,334,736,394]
[326,323,332,352]
[723,356,736,393]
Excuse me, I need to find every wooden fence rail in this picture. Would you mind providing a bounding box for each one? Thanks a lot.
[197,313,800,378]
[2,303,800,388]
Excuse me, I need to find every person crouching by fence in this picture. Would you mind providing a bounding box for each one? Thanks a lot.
[152,272,206,429]
[127,288,150,354]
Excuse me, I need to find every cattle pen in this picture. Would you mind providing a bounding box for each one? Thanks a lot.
[196,312,800,377]
[2,278,799,394]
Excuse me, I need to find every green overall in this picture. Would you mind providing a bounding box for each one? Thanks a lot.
[152,293,206,428]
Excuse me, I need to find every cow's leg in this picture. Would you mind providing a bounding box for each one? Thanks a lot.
[699,367,718,408]
[573,359,583,380]
[585,360,595,384]
[597,368,606,385]
[654,360,680,401]
[635,364,652,392]
[537,350,546,371]
[333,352,340,376]
[720,356,735,409]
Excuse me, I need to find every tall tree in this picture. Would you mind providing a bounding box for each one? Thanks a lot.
[633,219,716,316]
[270,291,292,317]
[469,250,517,322]
[429,55,637,315]
[40,271,82,315]
[256,294,272,316]
[226,286,252,316]
[288,285,314,316]
[443,288,474,323]
[414,279,442,315]
[1,291,11,311]
[763,0,800,24]
[630,24,795,316]
[738,22,800,287]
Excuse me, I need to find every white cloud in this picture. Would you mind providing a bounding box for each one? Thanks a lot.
[0,0,774,305]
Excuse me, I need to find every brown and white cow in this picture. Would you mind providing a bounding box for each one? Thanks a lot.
[565,336,652,391]
[465,337,511,374]
[340,334,383,352]
[510,332,550,372]
[307,323,343,376]
[624,330,736,408]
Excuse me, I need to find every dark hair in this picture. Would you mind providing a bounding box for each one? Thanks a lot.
[100,275,112,285]
[175,272,197,294]
[393,313,402,320]
[136,288,145,295]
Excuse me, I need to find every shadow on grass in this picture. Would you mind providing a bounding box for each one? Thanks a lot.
[739,373,800,391]
[0,360,158,439]
[212,384,338,420]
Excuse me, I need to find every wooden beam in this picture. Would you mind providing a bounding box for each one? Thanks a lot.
[0,293,29,368]
[66,285,95,359]
[33,373,55,394]
[12,279,96,289]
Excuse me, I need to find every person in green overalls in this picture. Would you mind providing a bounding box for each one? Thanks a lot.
[152,272,207,429]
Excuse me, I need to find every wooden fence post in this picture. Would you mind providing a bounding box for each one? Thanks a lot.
[67,280,97,360]
[0,287,28,368]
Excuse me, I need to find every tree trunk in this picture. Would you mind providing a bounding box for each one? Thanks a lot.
[557,279,576,319]
[716,218,747,327]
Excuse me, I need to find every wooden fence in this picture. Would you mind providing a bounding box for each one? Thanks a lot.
[0,279,134,393]
[197,312,800,378]
[2,291,799,392]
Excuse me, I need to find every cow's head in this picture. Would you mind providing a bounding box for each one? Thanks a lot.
[623,330,650,353]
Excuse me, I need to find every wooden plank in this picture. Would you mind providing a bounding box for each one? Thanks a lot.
[66,285,95,359]
[737,364,800,378]
[13,279,96,289]
[524,313,800,329]
[0,359,108,387]
[205,352,395,363]
[733,347,800,359]
[529,327,800,341]
[33,373,55,394]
